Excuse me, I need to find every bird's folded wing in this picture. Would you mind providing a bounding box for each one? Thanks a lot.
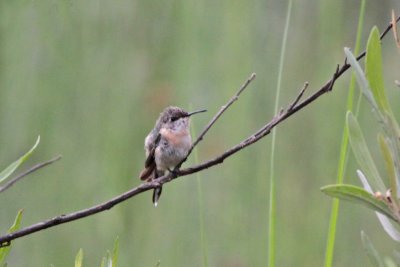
[139,133,161,180]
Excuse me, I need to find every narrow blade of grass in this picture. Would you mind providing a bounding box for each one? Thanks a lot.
[324,1,366,266]
[268,1,292,266]
[191,111,208,267]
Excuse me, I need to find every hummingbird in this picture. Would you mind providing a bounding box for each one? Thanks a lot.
[139,106,207,206]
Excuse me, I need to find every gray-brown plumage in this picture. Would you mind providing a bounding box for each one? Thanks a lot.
[139,106,206,206]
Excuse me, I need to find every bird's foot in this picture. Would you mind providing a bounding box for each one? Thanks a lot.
[168,168,179,178]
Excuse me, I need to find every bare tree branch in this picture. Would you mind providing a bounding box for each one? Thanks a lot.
[0,155,62,194]
[176,72,257,169]
[287,82,309,112]
[0,17,399,248]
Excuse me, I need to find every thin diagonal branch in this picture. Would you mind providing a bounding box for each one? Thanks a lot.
[0,155,62,193]
[176,72,256,169]
[0,16,399,248]
[287,82,309,112]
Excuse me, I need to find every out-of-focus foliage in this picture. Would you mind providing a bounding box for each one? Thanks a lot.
[100,237,119,267]
[0,1,399,266]
[75,237,119,267]
[322,26,400,265]
[322,183,396,222]
[323,27,400,232]
[361,231,385,267]
[75,249,83,267]
[0,210,23,266]
[0,136,40,184]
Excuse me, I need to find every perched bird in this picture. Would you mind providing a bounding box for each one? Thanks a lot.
[139,106,206,206]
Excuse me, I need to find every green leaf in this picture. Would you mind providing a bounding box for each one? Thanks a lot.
[321,184,396,221]
[361,231,384,267]
[0,136,40,184]
[357,170,400,241]
[105,251,112,267]
[347,112,386,191]
[8,210,23,233]
[344,47,378,110]
[0,210,24,265]
[100,257,106,267]
[0,252,6,266]
[366,27,391,114]
[378,134,397,200]
[111,237,119,267]
[75,249,83,267]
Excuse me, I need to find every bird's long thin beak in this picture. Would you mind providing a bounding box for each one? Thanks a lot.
[187,109,207,117]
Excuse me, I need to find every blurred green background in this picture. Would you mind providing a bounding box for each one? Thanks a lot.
[1,0,400,266]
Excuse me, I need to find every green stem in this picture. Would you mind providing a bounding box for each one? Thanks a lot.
[324,1,366,266]
[268,1,292,266]
[191,120,209,267]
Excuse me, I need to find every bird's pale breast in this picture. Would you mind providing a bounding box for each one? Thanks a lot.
[155,127,192,170]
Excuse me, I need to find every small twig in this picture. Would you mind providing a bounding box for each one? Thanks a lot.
[175,72,256,170]
[327,65,340,92]
[0,155,62,194]
[287,82,309,112]
[0,16,398,248]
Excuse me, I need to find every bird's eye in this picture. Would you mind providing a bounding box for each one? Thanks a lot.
[171,116,179,122]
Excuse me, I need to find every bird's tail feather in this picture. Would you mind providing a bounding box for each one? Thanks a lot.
[152,186,163,207]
